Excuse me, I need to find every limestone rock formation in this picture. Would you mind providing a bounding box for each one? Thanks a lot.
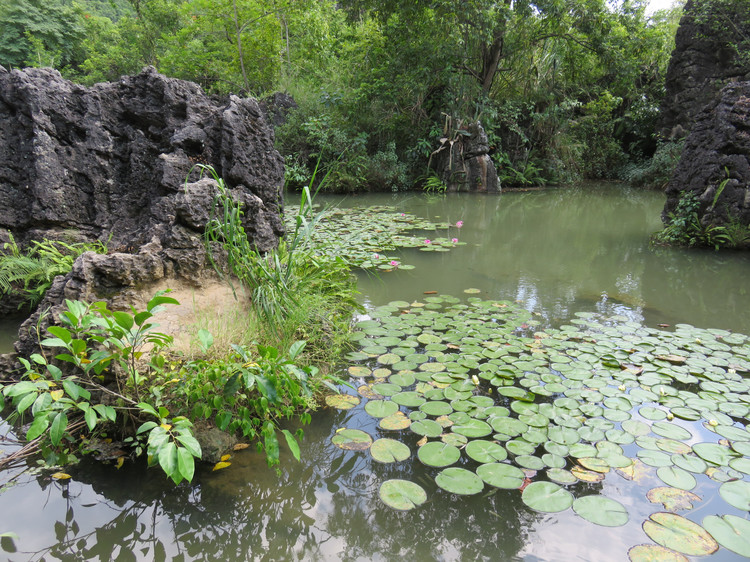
[0,66,285,357]
[432,121,500,193]
[663,81,750,243]
[659,0,750,138]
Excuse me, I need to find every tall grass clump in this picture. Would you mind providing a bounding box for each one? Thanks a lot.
[197,164,361,365]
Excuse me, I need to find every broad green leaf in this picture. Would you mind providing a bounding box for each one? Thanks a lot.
[281,429,301,462]
[379,479,426,511]
[26,415,49,441]
[702,515,750,557]
[521,481,574,513]
[435,467,484,495]
[158,442,180,484]
[417,442,460,467]
[572,495,628,527]
[719,480,750,511]
[49,411,67,447]
[331,428,372,451]
[176,446,195,482]
[642,512,718,556]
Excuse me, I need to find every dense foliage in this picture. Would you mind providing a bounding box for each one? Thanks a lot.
[0,0,688,188]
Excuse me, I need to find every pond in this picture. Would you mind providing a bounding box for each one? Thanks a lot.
[1,184,750,561]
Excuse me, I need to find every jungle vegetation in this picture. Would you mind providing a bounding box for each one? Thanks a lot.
[0,0,689,188]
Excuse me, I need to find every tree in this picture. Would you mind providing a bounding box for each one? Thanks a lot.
[0,0,84,69]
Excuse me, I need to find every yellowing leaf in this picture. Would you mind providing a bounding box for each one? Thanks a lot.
[212,461,231,471]
[51,472,71,480]
[232,443,250,451]
[160,424,172,431]
[115,457,125,469]
[220,454,231,462]
[50,389,64,401]
[417,436,428,447]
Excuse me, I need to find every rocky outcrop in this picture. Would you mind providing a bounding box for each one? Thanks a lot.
[663,81,750,241]
[659,0,750,138]
[431,121,500,193]
[0,66,285,358]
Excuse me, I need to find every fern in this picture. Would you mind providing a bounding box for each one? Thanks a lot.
[0,233,108,308]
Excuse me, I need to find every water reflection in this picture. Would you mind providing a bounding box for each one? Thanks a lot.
[345,186,750,333]
[2,185,750,561]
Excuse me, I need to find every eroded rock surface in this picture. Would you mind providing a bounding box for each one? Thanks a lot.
[659,0,750,138]
[663,81,750,243]
[0,66,285,358]
[432,121,500,193]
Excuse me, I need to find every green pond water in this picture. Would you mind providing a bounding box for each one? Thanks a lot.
[1,184,750,561]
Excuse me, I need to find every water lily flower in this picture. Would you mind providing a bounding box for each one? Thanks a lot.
[424,239,431,245]
[456,220,463,228]
[374,253,380,259]
[451,238,458,243]
[390,260,398,266]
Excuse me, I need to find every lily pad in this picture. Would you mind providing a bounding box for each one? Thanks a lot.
[379,479,427,511]
[546,467,578,485]
[379,411,411,430]
[464,440,507,463]
[417,441,461,467]
[702,515,750,557]
[627,544,688,562]
[719,479,750,511]
[521,481,574,513]
[410,419,443,438]
[435,467,484,495]
[370,438,411,463]
[651,421,692,441]
[477,462,526,489]
[325,394,360,410]
[656,466,697,491]
[572,495,628,527]
[331,429,373,451]
[693,442,738,466]
[642,512,718,556]
[451,419,492,438]
[647,487,702,511]
[364,400,399,418]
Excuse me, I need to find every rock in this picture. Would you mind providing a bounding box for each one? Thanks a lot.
[259,92,298,128]
[662,81,750,244]
[659,0,750,138]
[432,121,500,193]
[195,426,239,464]
[0,67,285,357]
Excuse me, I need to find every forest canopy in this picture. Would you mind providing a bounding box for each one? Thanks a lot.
[0,0,687,188]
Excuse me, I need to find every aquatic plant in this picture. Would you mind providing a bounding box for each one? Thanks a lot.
[328,293,750,558]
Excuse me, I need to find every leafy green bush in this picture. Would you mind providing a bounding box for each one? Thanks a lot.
[620,140,684,188]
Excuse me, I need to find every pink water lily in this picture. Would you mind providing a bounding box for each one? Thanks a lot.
[424,239,431,245]
[390,260,398,266]
[452,238,458,243]
[456,220,463,228]
[373,253,380,259]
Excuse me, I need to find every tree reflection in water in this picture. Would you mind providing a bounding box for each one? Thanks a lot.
[2,408,533,561]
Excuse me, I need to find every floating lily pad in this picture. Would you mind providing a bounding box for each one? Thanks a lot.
[379,479,427,511]
[435,467,484,495]
[477,462,525,489]
[546,467,577,484]
[642,512,718,556]
[371,438,411,463]
[652,421,692,441]
[465,440,507,463]
[325,394,360,409]
[379,411,411,430]
[627,544,688,562]
[572,495,628,527]
[418,441,461,467]
[373,383,401,397]
[411,419,443,438]
[420,401,453,417]
[331,429,372,451]
[693,442,738,466]
[702,515,750,557]
[657,466,697,491]
[647,487,702,511]
[348,365,371,377]
[571,466,605,482]
[391,391,426,408]
[452,419,492,438]
[364,400,399,418]
[521,481,574,513]
[719,479,750,510]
